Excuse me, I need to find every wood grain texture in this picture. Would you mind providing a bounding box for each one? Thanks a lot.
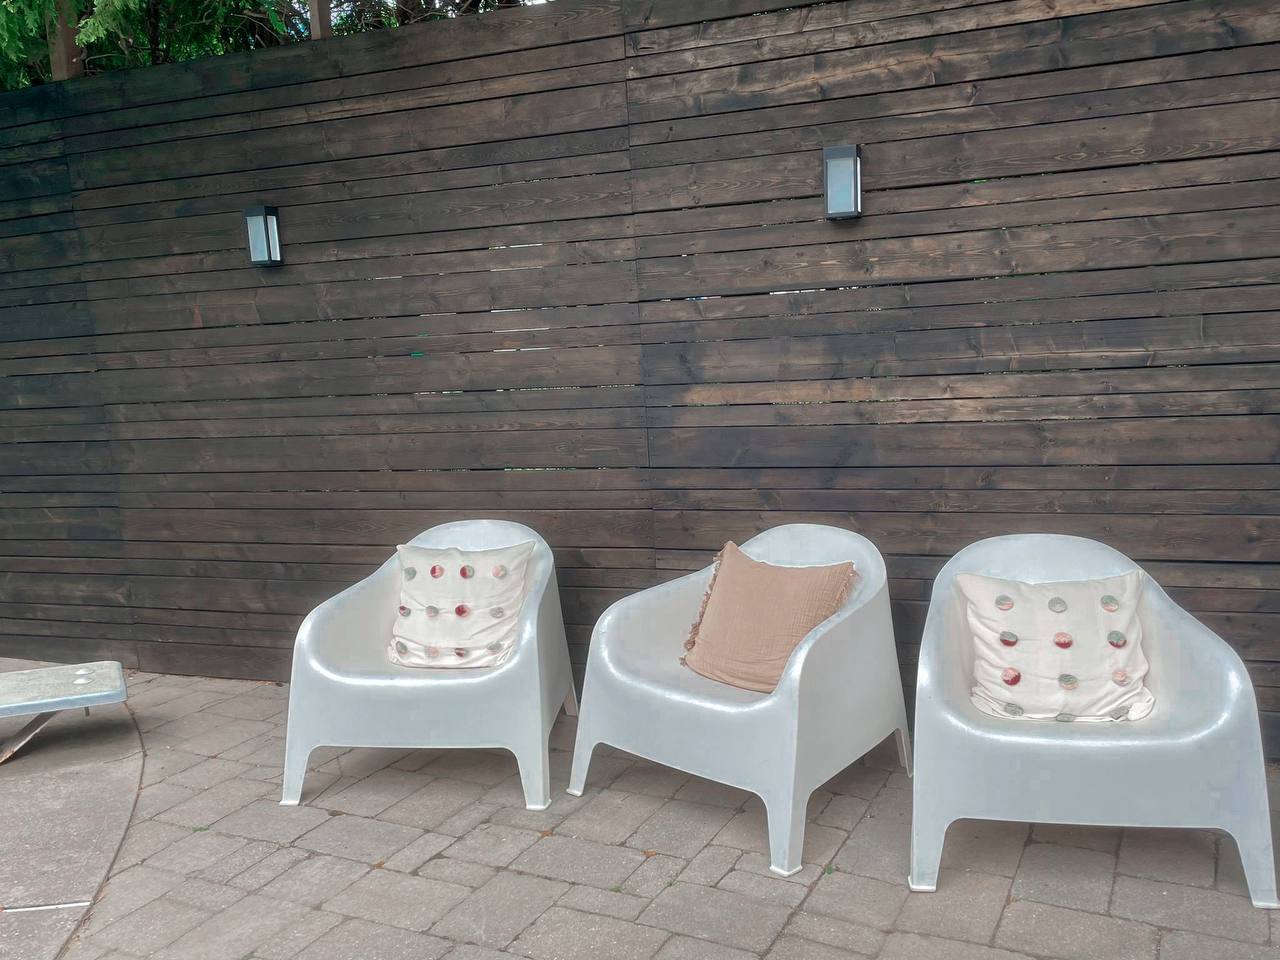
[1,0,1277,753]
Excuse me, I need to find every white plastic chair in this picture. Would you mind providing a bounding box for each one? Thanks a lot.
[568,523,910,876]
[911,534,1278,908]
[281,520,577,811]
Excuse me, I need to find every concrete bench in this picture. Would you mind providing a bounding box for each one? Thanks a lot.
[0,661,128,764]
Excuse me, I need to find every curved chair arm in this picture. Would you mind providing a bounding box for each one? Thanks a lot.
[294,562,400,672]
[591,568,714,654]
[777,573,891,696]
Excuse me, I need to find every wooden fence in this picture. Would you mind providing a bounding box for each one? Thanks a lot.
[2,0,1278,752]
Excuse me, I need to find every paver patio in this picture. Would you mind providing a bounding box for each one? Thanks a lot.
[5,663,1278,960]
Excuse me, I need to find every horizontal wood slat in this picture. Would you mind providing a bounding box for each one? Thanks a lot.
[1,0,1278,754]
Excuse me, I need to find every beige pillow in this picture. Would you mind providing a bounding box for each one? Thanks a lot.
[682,541,857,693]
[388,541,535,669]
[957,571,1155,722]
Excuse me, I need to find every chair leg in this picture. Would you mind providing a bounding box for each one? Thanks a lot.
[908,810,950,892]
[280,736,313,806]
[567,735,595,797]
[515,740,552,811]
[895,725,913,778]
[563,685,579,718]
[1225,814,1280,909]
[764,784,808,877]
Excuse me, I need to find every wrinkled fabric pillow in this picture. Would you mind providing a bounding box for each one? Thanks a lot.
[682,541,857,693]
[388,541,535,669]
[957,571,1154,722]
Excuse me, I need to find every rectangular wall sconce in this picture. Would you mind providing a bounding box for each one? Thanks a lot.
[244,205,282,265]
[823,145,861,219]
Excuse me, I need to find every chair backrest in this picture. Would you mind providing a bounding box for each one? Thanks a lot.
[738,523,888,602]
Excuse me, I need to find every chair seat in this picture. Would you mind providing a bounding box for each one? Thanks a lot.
[604,617,769,708]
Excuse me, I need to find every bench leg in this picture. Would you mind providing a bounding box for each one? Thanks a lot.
[0,711,59,764]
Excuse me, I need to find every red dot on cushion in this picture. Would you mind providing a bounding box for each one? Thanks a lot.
[492,564,508,579]
[1001,667,1021,686]
[454,647,466,658]
[1054,632,1073,649]
[999,630,1018,647]
[398,605,410,618]
[424,605,439,618]
[426,646,439,658]
[455,603,470,617]
[1113,669,1130,686]
[430,564,445,578]
[459,565,474,579]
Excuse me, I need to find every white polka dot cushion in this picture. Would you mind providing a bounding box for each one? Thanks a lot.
[388,540,536,669]
[956,571,1155,723]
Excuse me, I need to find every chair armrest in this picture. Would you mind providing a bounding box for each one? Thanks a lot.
[294,562,399,672]
[779,575,895,702]
[592,568,713,655]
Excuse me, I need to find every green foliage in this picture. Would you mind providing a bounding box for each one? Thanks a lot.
[0,0,523,92]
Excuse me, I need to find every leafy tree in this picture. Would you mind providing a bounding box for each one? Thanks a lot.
[0,0,525,91]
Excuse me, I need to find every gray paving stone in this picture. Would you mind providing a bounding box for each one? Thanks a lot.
[610,761,690,798]
[134,781,199,820]
[426,749,520,786]
[433,872,568,948]
[817,794,870,831]
[315,768,431,817]
[317,748,411,781]
[822,763,891,800]
[0,904,87,960]
[260,853,369,906]
[679,845,741,886]
[623,852,686,897]
[250,909,345,960]
[1118,828,1218,888]
[1110,876,1269,942]
[896,869,1011,943]
[939,820,1029,877]
[154,778,276,829]
[674,778,753,809]
[560,789,666,844]
[713,810,845,865]
[78,865,183,938]
[629,799,734,858]
[734,851,822,886]
[437,801,500,838]
[511,906,669,960]
[881,931,1037,960]
[213,798,331,843]
[559,884,649,921]
[165,876,245,911]
[323,869,470,932]
[418,856,499,888]
[295,917,451,960]
[654,934,758,960]
[441,947,511,960]
[382,832,454,873]
[443,821,540,867]
[512,834,647,889]
[141,749,205,787]
[1030,822,1123,853]
[204,694,287,722]
[295,812,422,862]
[995,900,1159,960]
[765,936,868,960]
[150,893,314,960]
[194,838,277,884]
[381,779,487,831]
[1012,842,1116,912]
[638,882,791,952]
[175,717,276,757]
[227,845,308,890]
[785,911,884,956]
[88,896,210,955]
[111,819,191,872]
[1159,930,1280,960]
[717,869,808,907]
[803,869,908,928]
[165,757,251,791]
[144,829,248,875]
[832,815,911,885]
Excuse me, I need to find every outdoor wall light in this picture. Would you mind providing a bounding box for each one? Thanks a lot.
[823,145,862,219]
[244,205,282,265]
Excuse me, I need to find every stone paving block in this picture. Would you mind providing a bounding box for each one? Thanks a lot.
[831,813,910,885]
[558,883,650,920]
[765,935,868,959]
[623,853,686,898]
[881,931,1038,960]
[194,838,277,884]
[638,882,791,953]
[382,832,454,873]
[214,799,331,844]
[227,845,308,890]
[1030,823,1123,854]
[939,820,1029,877]
[141,749,205,787]
[437,801,500,838]
[511,906,669,960]
[260,853,369,906]
[512,834,647,889]
[218,734,283,764]
[150,893,314,960]
[785,910,884,956]
[1213,838,1251,898]
[995,900,1159,960]
[111,819,191,873]
[144,829,248,875]
[610,760,690,798]
[560,789,666,844]
[134,781,199,821]
[628,799,735,858]
[251,909,343,960]
[88,896,210,955]
[391,748,445,772]
[804,869,908,927]
[679,845,742,887]
[734,852,821,886]
[717,869,808,907]
[432,872,568,948]
[418,857,498,888]
[443,821,540,867]
[317,747,411,781]
[654,934,758,960]
[896,869,1011,943]
[203,694,287,722]
[1117,828,1217,888]
[0,905,87,960]
[673,778,753,809]
[294,812,422,862]
[1110,876,1269,942]
[323,869,470,932]
[176,718,276,758]
[549,749,634,791]
[712,810,845,865]
[320,768,433,818]
[440,946,512,960]
[166,877,246,911]
[295,918,451,960]
[166,757,251,791]
[817,794,870,831]
[1012,842,1116,912]
[381,779,487,831]
[1158,930,1280,960]
[78,865,183,938]
[154,778,275,829]
[426,749,520,786]
[822,763,891,800]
